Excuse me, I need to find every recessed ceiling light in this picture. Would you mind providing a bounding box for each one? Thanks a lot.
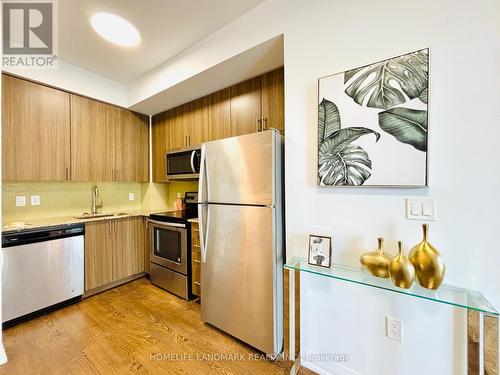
[90,12,141,47]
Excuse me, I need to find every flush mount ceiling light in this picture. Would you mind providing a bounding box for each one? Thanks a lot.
[90,12,141,47]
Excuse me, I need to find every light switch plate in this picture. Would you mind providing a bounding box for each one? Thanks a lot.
[128,193,135,201]
[16,195,27,207]
[406,198,436,220]
[31,195,41,206]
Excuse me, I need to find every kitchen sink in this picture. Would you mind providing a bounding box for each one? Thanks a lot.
[74,212,129,220]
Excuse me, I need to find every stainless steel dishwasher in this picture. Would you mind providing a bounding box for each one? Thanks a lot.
[2,224,84,324]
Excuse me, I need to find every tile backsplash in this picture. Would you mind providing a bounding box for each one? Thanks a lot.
[3,181,143,221]
[2,180,197,222]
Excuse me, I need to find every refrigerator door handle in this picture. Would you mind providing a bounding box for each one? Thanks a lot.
[200,204,210,263]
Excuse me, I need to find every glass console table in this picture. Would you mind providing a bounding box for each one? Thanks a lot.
[283,257,498,374]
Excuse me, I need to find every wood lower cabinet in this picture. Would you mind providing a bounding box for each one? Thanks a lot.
[191,221,201,297]
[144,217,150,274]
[230,77,262,136]
[2,74,71,181]
[84,217,146,294]
[84,220,114,291]
[112,217,145,280]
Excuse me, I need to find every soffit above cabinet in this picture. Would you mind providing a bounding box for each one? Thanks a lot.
[129,35,284,116]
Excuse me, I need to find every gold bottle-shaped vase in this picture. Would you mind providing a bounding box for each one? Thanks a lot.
[360,238,392,278]
[409,224,445,290]
[389,241,415,289]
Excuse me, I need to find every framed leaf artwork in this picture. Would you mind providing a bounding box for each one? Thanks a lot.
[317,48,429,187]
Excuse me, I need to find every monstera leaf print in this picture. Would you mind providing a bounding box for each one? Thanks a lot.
[344,49,428,110]
[378,107,428,151]
[318,99,380,186]
[318,98,340,144]
[319,144,373,186]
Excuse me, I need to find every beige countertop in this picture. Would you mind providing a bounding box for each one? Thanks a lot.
[188,218,199,223]
[2,209,163,233]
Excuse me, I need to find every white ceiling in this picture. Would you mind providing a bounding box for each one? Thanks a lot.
[59,0,266,84]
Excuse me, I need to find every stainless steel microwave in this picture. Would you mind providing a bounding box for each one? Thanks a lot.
[166,145,201,180]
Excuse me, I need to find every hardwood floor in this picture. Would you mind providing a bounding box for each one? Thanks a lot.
[0,278,286,375]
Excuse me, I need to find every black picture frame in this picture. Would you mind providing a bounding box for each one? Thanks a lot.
[308,235,332,268]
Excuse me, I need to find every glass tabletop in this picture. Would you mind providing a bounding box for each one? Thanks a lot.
[284,257,498,316]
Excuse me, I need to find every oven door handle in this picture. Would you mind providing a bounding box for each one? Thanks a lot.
[147,219,186,228]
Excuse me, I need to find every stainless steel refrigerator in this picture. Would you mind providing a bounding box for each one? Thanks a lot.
[198,130,283,356]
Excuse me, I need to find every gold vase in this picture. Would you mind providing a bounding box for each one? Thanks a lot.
[360,238,392,278]
[409,224,445,290]
[389,241,415,289]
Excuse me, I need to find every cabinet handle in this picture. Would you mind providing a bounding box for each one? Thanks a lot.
[113,221,116,233]
[115,170,119,182]
[65,167,69,180]
[262,117,268,130]
[188,134,191,145]
[257,116,262,132]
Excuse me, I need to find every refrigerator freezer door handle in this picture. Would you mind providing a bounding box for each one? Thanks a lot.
[199,203,210,263]
[198,144,208,203]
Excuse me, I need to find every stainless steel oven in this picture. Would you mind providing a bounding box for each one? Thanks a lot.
[166,145,201,180]
[148,219,190,298]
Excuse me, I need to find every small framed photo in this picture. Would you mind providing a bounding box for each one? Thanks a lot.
[308,235,332,268]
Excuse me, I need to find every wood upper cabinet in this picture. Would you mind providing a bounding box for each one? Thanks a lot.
[190,97,209,145]
[152,111,170,182]
[2,74,71,181]
[85,217,145,293]
[150,68,284,176]
[208,88,231,141]
[169,105,187,150]
[261,68,284,133]
[230,77,262,136]
[71,95,115,181]
[71,94,149,182]
[85,220,113,291]
[115,110,149,182]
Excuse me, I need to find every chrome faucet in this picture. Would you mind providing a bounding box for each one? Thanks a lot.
[91,185,103,214]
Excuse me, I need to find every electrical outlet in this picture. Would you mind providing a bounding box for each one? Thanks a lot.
[386,316,402,342]
[31,195,41,206]
[16,195,27,207]
[128,193,135,201]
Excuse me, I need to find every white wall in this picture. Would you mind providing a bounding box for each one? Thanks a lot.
[128,1,499,374]
[3,60,127,107]
[284,0,499,373]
